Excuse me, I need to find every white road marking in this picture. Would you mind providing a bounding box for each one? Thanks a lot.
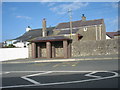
[1,71,119,88]
[85,71,101,78]
[4,70,106,73]
[0,72,10,75]
[21,77,40,85]
[0,84,37,89]
[21,71,52,85]
[22,71,52,77]
[37,71,119,86]
[40,71,118,86]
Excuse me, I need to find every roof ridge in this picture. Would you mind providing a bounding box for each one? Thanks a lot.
[58,19,103,25]
[30,26,55,31]
[85,19,103,22]
[30,29,42,31]
[106,32,117,33]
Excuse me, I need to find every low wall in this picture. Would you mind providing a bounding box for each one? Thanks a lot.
[0,48,28,61]
[72,39,119,57]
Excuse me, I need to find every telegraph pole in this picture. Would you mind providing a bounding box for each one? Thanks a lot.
[68,8,73,39]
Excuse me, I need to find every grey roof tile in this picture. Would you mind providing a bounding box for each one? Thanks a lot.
[106,32,117,38]
[14,27,55,41]
[55,19,103,29]
[30,36,71,42]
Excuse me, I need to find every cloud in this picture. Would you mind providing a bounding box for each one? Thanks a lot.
[40,0,54,2]
[111,3,118,8]
[105,2,118,8]
[49,2,89,14]
[40,0,83,2]
[16,16,32,20]
[10,7,17,11]
[48,2,56,7]
[40,2,56,7]
[113,17,118,24]
[111,17,118,30]
[106,17,118,31]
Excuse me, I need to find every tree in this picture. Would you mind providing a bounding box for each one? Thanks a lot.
[4,44,16,48]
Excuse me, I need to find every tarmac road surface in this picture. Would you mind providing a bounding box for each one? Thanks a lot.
[1,58,119,88]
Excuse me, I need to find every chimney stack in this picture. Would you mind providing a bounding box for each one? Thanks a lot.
[81,14,86,21]
[42,18,46,37]
[26,26,32,32]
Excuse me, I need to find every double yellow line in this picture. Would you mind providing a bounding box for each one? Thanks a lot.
[52,62,79,67]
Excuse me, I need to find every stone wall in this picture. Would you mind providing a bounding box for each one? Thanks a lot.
[72,38,119,57]
[54,41,64,57]
[55,48,64,57]
[41,48,46,57]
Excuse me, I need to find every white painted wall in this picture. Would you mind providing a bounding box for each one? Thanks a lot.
[13,42,29,48]
[0,48,28,61]
[106,35,111,39]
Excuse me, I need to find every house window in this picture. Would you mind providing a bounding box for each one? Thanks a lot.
[77,34,83,40]
[24,42,26,48]
[84,27,87,31]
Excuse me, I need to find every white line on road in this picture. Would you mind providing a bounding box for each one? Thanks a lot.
[85,71,101,78]
[0,72,10,75]
[0,84,37,89]
[21,77,40,85]
[1,71,119,88]
[21,71,52,85]
[40,71,118,86]
[34,71,119,86]
[4,70,107,73]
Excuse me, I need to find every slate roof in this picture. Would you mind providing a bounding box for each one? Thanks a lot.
[30,36,72,42]
[57,29,79,35]
[106,32,118,38]
[114,31,120,36]
[14,27,55,41]
[55,19,103,29]
[13,19,104,42]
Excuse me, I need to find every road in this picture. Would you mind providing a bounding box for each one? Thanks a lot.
[1,58,120,88]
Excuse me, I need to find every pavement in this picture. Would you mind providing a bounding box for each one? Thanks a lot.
[1,54,119,64]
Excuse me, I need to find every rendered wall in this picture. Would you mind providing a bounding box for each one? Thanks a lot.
[0,48,28,61]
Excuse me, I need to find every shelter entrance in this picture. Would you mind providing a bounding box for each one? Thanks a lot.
[30,36,72,59]
[35,41,64,58]
[52,41,63,58]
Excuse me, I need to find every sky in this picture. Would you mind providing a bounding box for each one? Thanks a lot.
[1,1,119,42]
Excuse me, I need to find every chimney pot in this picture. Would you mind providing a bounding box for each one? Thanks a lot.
[82,14,86,21]
[26,26,32,32]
